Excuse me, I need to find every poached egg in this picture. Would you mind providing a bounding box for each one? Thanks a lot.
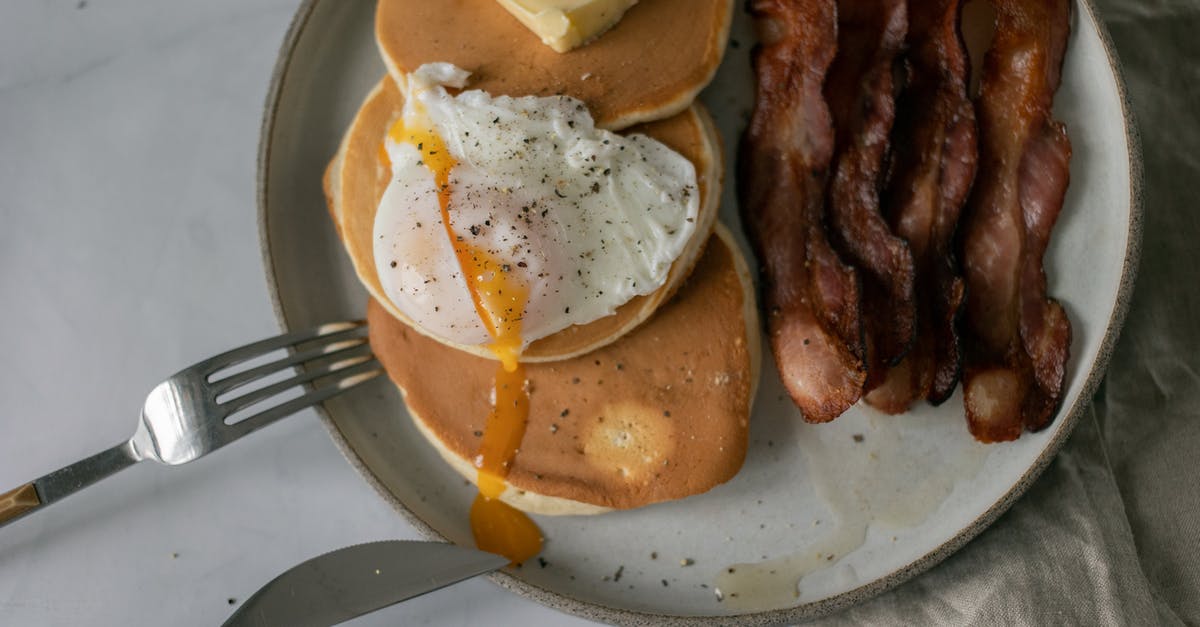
[373,63,700,364]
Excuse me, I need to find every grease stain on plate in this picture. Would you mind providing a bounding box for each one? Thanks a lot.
[715,410,990,610]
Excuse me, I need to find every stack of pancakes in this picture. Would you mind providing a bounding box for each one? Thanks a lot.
[324,0,756,514]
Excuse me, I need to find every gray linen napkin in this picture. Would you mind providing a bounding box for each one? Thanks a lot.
[818,1,1200,624]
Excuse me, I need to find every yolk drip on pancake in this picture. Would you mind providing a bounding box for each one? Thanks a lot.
[469,364,542,561]
[387,101,543,565]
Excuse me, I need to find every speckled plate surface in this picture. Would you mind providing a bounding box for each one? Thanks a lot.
[258,1,1140,623]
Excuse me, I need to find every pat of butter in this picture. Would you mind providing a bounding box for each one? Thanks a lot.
[495,0,639,53]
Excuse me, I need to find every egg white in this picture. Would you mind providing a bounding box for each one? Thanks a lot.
[374,63,699,349]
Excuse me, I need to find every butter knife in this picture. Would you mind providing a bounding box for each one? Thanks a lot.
[222,540,508,627]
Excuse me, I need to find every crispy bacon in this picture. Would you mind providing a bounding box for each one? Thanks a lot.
[740,0,866,423]
[823,0,915,386]
[960,0,1072,442]
[866,0,977,413]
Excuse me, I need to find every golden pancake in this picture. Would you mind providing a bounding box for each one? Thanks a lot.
[375,0,734,130]
[324,77,722,363]
[369,225,759,514]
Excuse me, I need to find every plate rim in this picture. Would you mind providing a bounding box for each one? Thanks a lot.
[255,1,1143,623]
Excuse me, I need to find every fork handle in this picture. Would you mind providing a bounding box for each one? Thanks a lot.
[0,441,140,528]
[0,484,40,524]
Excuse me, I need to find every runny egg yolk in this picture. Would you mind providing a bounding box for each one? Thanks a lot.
[388,102,543,565]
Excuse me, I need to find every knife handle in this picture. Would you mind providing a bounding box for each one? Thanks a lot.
[0,483,41,525]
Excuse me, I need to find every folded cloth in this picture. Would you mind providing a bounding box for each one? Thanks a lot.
[819,1,1200,623]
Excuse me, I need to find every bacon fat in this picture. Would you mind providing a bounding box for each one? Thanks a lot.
[740,0,867,423]
[959,0,1072,442]
[824,0,915,386]
[866,0,978,413]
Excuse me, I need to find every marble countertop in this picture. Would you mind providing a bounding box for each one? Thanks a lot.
[0,1,594,624]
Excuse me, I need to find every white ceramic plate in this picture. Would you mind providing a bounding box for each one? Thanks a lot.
[258,1,1140,623]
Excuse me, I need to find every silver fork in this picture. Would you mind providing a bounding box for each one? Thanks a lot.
[0,321,381,528]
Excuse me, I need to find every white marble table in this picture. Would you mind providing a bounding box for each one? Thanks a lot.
[0,2,594,624]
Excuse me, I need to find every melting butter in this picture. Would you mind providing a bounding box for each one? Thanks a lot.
[495,0,638,52]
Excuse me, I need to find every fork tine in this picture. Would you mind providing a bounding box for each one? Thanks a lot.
[225,359,383,438]
[191,321,366,377]
[209,336,369,396]
[218,345,375,416]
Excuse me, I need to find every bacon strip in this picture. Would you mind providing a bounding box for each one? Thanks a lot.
[823,0,915,386]
[960,0,1072,442]
[866,0,977,413]
[740,0,866,423]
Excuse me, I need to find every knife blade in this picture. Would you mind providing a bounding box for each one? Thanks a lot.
[222,540,509,627]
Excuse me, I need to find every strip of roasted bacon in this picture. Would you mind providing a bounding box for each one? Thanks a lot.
[824,0,915,387]
[865,0,978,414]
[740,0,866,423]
[959,0,1072,442]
